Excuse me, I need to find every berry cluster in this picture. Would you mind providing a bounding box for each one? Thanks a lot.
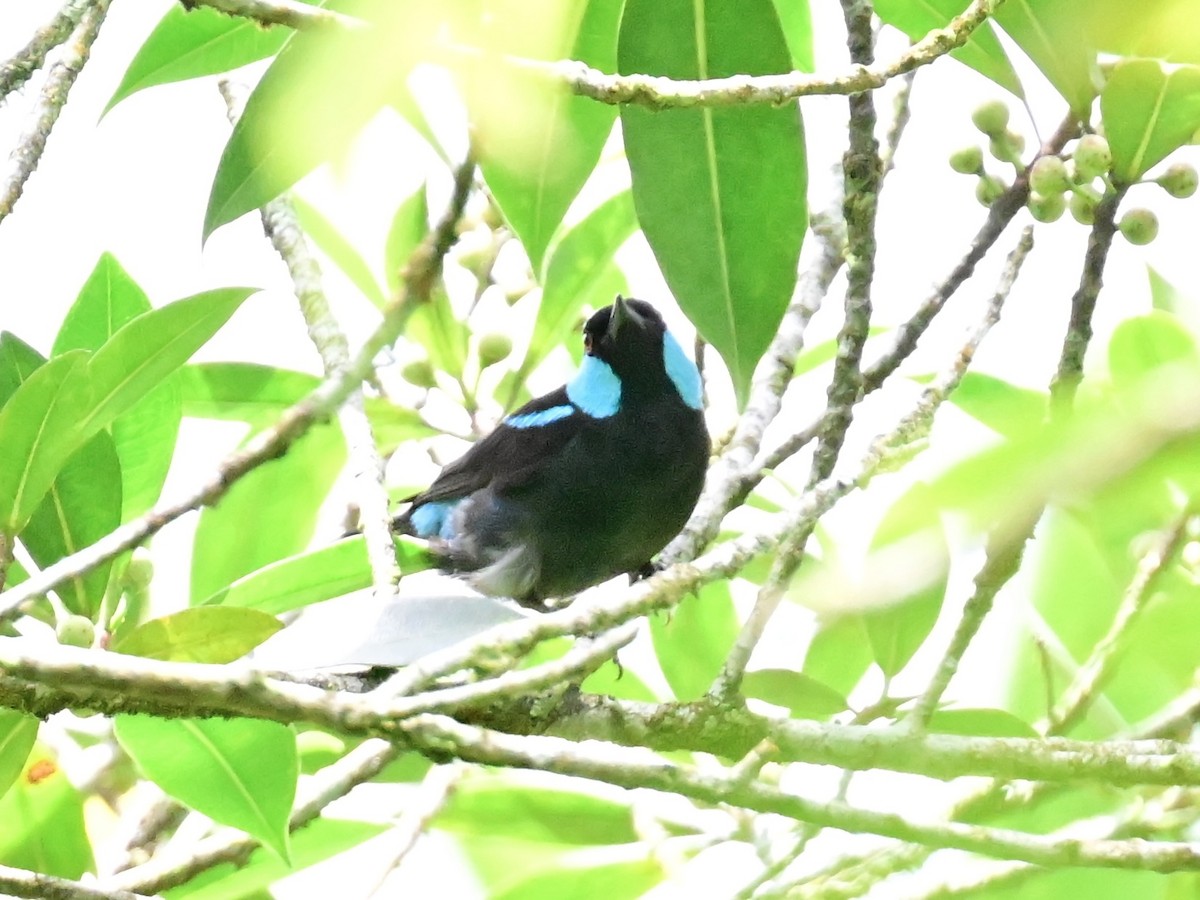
[950,100,1197,246]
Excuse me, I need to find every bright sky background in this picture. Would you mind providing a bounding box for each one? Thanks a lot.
[3,2,1200,894]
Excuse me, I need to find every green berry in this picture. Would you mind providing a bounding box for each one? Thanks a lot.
[975,174,1006,207]
[401,359,437,389]
[57,614,95,648]
[1029,156,1071,195]
[971,100,1010,137]
[1069,190,1098,225]
[123,555,154,590]
[1156,162,1198,199]
[1118,208,1159,245]
[1073,135,1112,181]
[989,130,1026,165]
[477,333,513,369]
[1028,191,1066,223]
[949,146,984,174]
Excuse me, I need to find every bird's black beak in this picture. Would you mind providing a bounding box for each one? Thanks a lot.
[607,295,645,342]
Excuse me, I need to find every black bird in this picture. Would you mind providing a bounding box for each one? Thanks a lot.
[395,296,709,609]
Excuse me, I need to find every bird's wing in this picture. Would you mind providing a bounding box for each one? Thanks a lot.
[407,387,585,507]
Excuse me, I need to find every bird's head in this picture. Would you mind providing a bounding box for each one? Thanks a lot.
[573,296,703,411]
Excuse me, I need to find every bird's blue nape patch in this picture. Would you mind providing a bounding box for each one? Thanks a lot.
[505,405,574,429]
[663,331,704,410]
[410,500,460,540]
[566,355,621,418]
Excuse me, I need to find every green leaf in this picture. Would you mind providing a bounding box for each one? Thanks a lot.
[22,432,122,617]
[0,351,90,534]
[493,856,663,900]
[201,535,430,614]
[53,254,182,520]
[166,818,387,900]
[115,716,297,861]
[860,484,947,678]
[802,614,872,698]
[291,193,387,308]
[383,186,429,296]
[1101,59,1200,184]
[179,362,319,423]
[0,746,93,879]
[522,190,638,381]
[650,581,739,701]
[113,607,283,663]
[928,707,1038,738]
[104,4,298,115]
[0,332,45,408]
[770,0,814,72]
[0,711,37,802]
[1108,312,1200,389]
[944,371,1047,440]
[619,0,807,406]
[875,0,1022,96]
[407,290,470,379]
[439,782,638,845]
[190,423,346,602]
[742,669,848,719]
[364,396,439,454]
[204,2,418,238]
[1087,0,1200,66]
[476,0,622,273]
[80,288,255,436]
[994,0,1096,115]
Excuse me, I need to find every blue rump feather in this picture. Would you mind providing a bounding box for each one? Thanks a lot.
[410,499,459,540]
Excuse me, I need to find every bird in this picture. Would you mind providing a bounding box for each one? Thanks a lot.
[394,295,709,610]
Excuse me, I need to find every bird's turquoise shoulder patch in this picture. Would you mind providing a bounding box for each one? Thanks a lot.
[505,405,575,429]
[566,356,621,418]
[663,331,703,410]
[410,500,460,540]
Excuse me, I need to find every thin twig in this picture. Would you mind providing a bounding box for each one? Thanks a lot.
[0,863,153,900]
[0,0,111,228]
[181,0,365,32]
[1048,511,1192,735]
[0,0,90,98]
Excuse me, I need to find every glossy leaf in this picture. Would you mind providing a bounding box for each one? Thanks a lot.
[650,580,739,701]
[201,535,430,614]
[204,1,419,238]
[113,607,283,663]
[364,396,439,455]
[1087,0,1200,65]
[928,707,1038,738]
[875,0,1022,96]
[383,186,429,296]
[1108,312,1200,390]
[0,332,44,408]
[619,0,807,405]
[22,432,122,617]
[439,782,637,845]
[179,362,319,423]
[190,422,346,603]
[53,253,181,521]
[994,0,1095,114]
[1148,267,1200,336]
[291,193,387,308]
[167,818,387,900]
[105,3,298,114]
[0,351,90,534]
[407,290,470,379]
[0,711,37,801]
[742,669,848,719]
[476,0,622,273]
[802,614,873,698]
[493,857,662,900]
[0,746,93,879]
[861,483,948,678]
[1101,59,1200,184]
[115,715,296,861]
[943,371,1047,440]
[80,288,255,436]
[770,0,814,72]
[523,190,638,380]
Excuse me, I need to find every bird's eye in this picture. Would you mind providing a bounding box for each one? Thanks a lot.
[584,333,593,354]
